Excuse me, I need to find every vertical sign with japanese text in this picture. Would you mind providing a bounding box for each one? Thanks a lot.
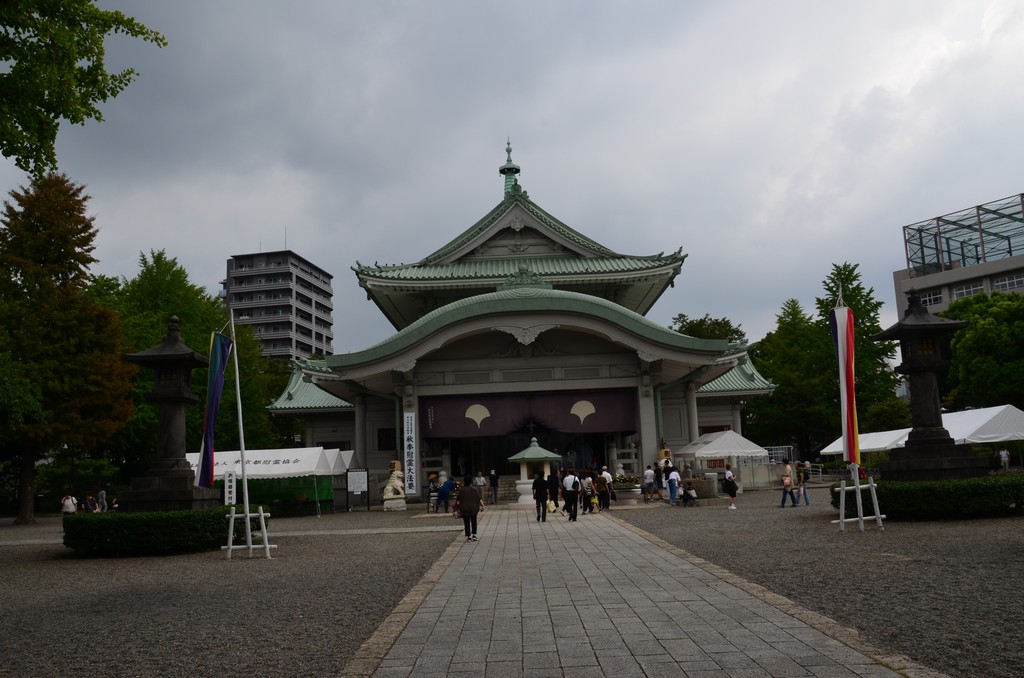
[404,411,417,494]
[224,471,236,506]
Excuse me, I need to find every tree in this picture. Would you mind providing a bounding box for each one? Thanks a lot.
[94,251,291,482]
[670,313,747,343]
[0,1,166,176]
[942,292,1024,411]
[745,263,901,456]
[744,299,834,454]
[0,174,135,523]
[814,262,900,410]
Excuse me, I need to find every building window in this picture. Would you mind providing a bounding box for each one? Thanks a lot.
[993,272,1024,292]
[919,290,943,307]
[377,428,397,452]
[952,281,984,300]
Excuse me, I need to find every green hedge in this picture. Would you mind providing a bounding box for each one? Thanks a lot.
[830,474,1024,521]
[62,506,267,557]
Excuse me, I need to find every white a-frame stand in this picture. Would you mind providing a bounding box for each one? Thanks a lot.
[831,463,885,532]
[221,315,277,559]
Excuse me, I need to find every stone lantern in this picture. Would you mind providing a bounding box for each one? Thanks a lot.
[872,291,987,480]
[507,438,562,506]
[119,316,221,511]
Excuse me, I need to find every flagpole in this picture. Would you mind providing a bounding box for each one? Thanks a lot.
[228,312,252,550]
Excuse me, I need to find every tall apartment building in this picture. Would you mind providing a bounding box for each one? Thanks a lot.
[223,250,334,359]
[892,192,1024,316]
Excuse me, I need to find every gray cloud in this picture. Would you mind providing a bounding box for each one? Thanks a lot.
[4,0,1023,351]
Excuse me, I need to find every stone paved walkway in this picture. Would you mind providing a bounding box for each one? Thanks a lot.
[344,507,924,678]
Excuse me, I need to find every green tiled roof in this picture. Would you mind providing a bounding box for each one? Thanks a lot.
[352,254,683,282]
[315,284,741,371]
[267,364,352,412]
[699,358,774,395]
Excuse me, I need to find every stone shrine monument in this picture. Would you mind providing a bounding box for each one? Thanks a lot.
[382,458,407,511]
[873,291,988,481]
[118,316,221,511]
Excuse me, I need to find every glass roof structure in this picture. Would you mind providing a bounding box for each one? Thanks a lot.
[904,193,1024,277]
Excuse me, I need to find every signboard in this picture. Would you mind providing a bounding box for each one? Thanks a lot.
[347,468,368,493]
[403,411,417,494]
[224,471,236,505]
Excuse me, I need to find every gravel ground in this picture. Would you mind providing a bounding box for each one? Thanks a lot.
[2,492,1021,678]
[0,509,460,678]
[613,487,1024,678]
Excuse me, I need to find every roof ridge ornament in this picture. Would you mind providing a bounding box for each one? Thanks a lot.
[500,264,552,290]
[498,138,521,197]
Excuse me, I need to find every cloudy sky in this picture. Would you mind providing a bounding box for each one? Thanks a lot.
[4,1,1023,351]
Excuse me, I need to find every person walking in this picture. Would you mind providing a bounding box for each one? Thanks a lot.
[532,469,549,522]
[580,471,597,514]
[999,448,1010,472]
[595,467,610,512]
[779,460,798,507]
[488,469,500,506]
[799,461,811,505]
[724,464,738,509]
[457,476,484,542]
[547,471,561,513]
[472,470,487,505]
[562,468,580,521]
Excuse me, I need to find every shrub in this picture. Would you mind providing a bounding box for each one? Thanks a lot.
[62,506,266,557]
[830,474,1024,521]
[612,474,640,490]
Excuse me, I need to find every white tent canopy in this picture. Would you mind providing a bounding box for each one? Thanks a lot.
[323,449,355,475]
[185,447,334,478]
[821,404,1024,455]
[820,429,912,455]
[943,405,1024,444]
[676,430,770,459]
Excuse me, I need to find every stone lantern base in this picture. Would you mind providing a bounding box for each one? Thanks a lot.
[118,458,221,512]
[882,443,989,482]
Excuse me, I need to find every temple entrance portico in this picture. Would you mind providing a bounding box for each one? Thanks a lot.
[279,147,773,500]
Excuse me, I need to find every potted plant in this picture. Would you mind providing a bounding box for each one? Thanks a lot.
[612,474,642,503]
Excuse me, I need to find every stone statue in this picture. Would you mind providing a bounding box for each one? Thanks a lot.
[383,459,405,498]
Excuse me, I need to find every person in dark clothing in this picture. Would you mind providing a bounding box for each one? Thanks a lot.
[435,477,455,513]
[547,472,560,511]
[562,468,580,522]
[457,476,484,541]
[532,469,549,522]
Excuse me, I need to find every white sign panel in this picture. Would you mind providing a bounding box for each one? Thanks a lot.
[224,471,236,506]
[404,411,417,495]
[347,468,368,493]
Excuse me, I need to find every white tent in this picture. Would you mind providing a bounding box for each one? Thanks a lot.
[324,449,356,475]
[185,447,333,478]
[941,405,1024,444]
[820,404,1024,455]
[820,429,912,455]
[678,430,770,458]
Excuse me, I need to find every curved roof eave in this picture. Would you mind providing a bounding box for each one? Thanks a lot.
[320,286,739,374]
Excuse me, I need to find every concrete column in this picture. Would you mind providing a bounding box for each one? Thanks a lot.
[637,385,659,469]
[353,395,366,468]
[732,401,743,435]
[686,384,699,441]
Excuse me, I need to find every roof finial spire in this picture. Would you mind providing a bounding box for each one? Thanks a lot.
[498,138,521,197]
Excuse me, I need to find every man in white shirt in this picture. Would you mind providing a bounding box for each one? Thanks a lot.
[643,465,655,504]
[562,469,580,522]
[60,493,77,516]
[668,467,681,505]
